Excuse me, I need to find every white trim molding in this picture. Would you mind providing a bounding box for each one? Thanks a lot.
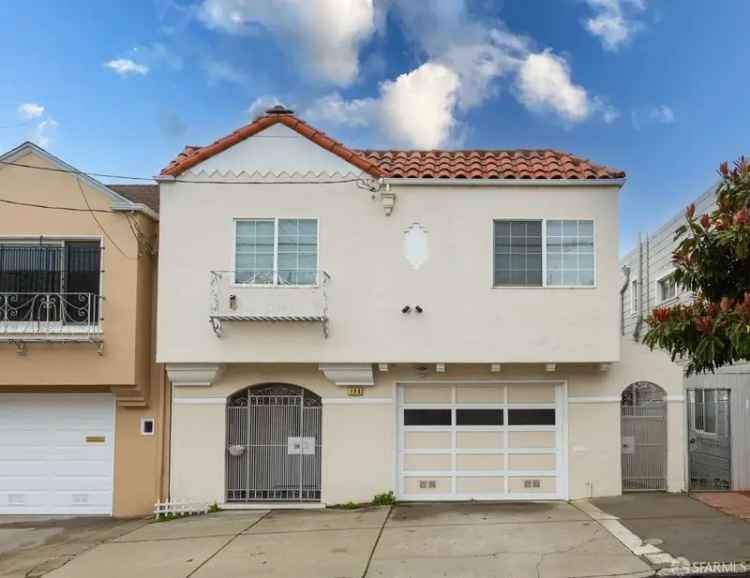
[568,396,620,404]
[318,363,374,386]
[166,363,224,387]
[322,397,393,405]
[173,397,227,405]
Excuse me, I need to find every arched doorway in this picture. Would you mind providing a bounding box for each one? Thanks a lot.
[621,382,667,491]
[226,383,322,503]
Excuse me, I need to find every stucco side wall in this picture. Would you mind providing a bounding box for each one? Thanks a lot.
[169,358,685,505]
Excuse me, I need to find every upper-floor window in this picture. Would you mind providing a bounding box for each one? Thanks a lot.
[0,240,101,325]
[657,272,677,303]
[493,219,594,288]
[235,218,318,286]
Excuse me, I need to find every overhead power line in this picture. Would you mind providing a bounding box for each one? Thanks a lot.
[0,159,370,186]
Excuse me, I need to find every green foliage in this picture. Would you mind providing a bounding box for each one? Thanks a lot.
[329,491,397,509]
[644,157,750,374]
[208,502,222,513]
[371,491,396,505]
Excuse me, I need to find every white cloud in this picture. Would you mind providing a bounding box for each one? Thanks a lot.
[630,104,675,130]
[106,58,149,76]
[304,93,375,128]
[248,95,285,119]
[199,0,376,86]
[17,103,44,120]
[516,50,590,123]
[306,63,459,148]
[584,0,646,51]
[649,104,675,124]
[30,118,58,148]
[379,63,460,148]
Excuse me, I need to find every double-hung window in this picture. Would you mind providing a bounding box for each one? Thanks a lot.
[493,219,595,287]
[235,219,318,286]
[657,272,677,303]
[0,240,101,325]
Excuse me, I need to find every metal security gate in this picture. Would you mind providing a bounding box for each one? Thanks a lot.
[687,388,731,490]
[226,384,322,502]
[621,382,667,491]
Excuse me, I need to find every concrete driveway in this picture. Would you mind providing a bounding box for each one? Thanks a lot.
[0,515,145,578]
[6,502,653,578]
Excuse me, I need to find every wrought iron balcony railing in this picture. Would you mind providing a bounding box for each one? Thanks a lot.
[0,292,103,343]
[209,270,330,337]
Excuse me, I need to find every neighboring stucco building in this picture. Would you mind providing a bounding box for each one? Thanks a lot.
[0,142,167,516]
[157,106,685,507]
[621,184,750,492]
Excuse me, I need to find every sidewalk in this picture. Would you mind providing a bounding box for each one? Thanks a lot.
[587,493,750,572]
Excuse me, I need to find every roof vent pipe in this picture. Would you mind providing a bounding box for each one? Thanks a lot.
[266,104,294,115]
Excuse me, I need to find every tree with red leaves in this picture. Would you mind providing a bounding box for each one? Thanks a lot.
[644,157,750,375]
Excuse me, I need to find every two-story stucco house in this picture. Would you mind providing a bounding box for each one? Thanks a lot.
[621,184,750,493]
[157,106,685,507]
[0,142,167,516]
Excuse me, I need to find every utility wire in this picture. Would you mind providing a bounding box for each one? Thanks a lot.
[75,176,134,260]
[0,159,371,186]
[0,197,115,213]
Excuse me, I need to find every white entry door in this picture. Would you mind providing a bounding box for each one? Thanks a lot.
[397,382,566,500]
[0,393,115,515]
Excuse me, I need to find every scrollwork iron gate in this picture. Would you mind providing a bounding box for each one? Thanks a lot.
[226,384,322,502]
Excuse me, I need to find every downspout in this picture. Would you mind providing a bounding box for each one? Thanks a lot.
[633,233,649,341]
[619,264,631,336]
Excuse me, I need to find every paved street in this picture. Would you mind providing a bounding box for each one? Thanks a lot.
[1,503,653,578]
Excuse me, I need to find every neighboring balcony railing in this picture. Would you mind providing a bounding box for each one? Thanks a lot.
[209,270,330,338]
[0,292,103,344]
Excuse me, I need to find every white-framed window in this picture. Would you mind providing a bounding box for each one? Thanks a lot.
[493,219,595,287]
[631,278,639,315]
[656,271,677,303]
[692,389,720,434]
[235,218,318,286]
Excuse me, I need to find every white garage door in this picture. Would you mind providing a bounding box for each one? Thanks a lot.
[0,393,114,515]
[397,382,566,500]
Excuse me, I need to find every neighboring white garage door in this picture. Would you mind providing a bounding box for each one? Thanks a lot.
[397,382,566,500]
[0,393,114,515]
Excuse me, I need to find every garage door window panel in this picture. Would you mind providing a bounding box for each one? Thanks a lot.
[403,409,452,426]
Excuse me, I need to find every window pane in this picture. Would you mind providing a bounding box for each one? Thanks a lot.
[456,409,503,426]
[546,220,595,287]
[236,219,275,284]
[508,409,556,426]
[404,409,452,426]
[278,219,318,285]
[493,220,543,287]
[704,390,717,434]
[694,389,705,431]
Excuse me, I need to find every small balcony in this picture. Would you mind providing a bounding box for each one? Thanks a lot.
[209,270,330,337]
[0,292,103,346]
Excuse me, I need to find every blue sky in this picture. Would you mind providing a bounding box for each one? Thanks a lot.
[1,0,748,253]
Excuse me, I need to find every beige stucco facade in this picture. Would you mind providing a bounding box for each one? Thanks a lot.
[158,118,688,508]
[169,339,685,506]
[0,144,167,517]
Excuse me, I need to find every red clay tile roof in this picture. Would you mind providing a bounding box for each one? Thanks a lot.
[160,110,383,178]
[354,149,625,180]
[161,109,625,180]
[109,184,159,212]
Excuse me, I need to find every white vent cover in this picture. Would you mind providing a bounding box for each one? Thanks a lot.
[403,223,429,270]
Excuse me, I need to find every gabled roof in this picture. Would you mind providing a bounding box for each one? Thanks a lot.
[108,184,159,213]
[160,106,625,181]
[160,106,383,177]
[0,142,159,219]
